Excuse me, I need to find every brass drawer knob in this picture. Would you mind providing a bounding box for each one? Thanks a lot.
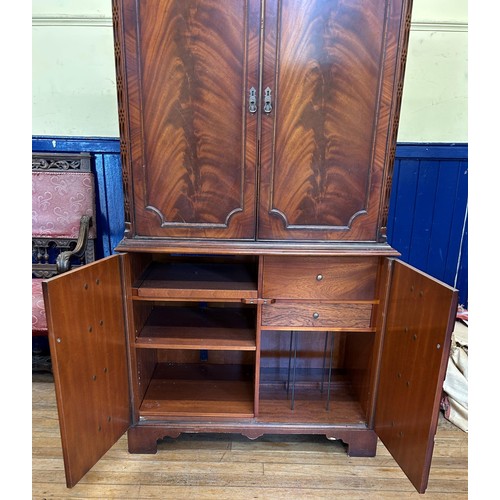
[316,274,323,281]
[313,312,320,320]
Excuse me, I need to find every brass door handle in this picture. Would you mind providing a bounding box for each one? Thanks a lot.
[263,87,272,113]
[249,87,257,114]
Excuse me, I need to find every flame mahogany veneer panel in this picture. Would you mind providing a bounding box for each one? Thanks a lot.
[119,0,260,239]
[258,0,406,241]
[115,0,409,245]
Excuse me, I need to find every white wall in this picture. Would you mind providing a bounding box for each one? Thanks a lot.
[31,0,468,142]
[397,0,468,142]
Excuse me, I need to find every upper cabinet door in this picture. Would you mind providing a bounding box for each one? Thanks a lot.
[43,255,131,488]
[258,0,411,242]
[114,0,261,240]
[375,260,458,493]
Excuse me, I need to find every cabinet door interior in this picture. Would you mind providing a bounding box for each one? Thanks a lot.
[375,260,458,493]
[43,255,130,488]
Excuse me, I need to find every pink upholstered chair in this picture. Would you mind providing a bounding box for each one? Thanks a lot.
[32,153,96,372]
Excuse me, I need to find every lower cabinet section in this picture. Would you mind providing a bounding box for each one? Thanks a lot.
[44,251,457,492]
[127,254,378,432]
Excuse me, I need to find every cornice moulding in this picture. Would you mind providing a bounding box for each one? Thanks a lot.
[32,16,468,33]
[32,16,113,27]
[411,21,468,32]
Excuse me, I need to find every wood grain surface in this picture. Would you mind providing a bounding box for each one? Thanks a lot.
[114,0,412,243]
[261,302,373,329]
[375,260,458,493]
[118,0,259,238]
[42,256,130,488]
[258,0,406,241]
[262,256,379,300]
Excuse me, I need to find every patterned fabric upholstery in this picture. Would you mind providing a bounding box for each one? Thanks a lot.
[32,158,96,371]
[32,170,96,340]
[32,279,47,335]
[32,171,96,239]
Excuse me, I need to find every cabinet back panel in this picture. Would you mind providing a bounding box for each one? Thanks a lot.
[260,330,345,370]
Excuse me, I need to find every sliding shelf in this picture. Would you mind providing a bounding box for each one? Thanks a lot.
[135,306,257,350]
[132,261,258,301]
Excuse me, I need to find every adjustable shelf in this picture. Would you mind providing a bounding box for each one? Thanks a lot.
[135,306,257,350]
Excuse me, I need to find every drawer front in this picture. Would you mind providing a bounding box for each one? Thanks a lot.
[261,303,373,329]
[262,256,378,300]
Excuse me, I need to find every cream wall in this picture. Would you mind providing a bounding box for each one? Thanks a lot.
[398,0,468,142]
[32,0,117,137]
[32,0,468,142]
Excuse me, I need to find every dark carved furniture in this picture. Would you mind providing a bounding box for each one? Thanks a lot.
[32,152,96,371]
[43,0,458,494]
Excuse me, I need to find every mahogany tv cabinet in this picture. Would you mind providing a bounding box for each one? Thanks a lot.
[43,0,458,493]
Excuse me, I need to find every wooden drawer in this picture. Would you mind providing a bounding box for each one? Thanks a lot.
[262,256,379,300]
[261,302,373,329]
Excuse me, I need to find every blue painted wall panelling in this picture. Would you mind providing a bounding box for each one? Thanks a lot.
[32,138,468,307]
[387,144,468,307]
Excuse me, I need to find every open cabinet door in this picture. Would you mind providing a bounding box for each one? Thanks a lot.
[43,255,131,487]
[375,260,458,493]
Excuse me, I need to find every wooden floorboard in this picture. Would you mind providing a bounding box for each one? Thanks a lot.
[32,373,467,499]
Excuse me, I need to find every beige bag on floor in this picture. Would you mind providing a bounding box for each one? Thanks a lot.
[442,322,468,432]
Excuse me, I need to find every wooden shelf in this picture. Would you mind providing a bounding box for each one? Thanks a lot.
[136,306,256,350]
[132,261,258,301]
[139,363,255,418]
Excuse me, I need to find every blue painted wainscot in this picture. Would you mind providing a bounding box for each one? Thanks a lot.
[32,137,468,308]
[387,143,468,308]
